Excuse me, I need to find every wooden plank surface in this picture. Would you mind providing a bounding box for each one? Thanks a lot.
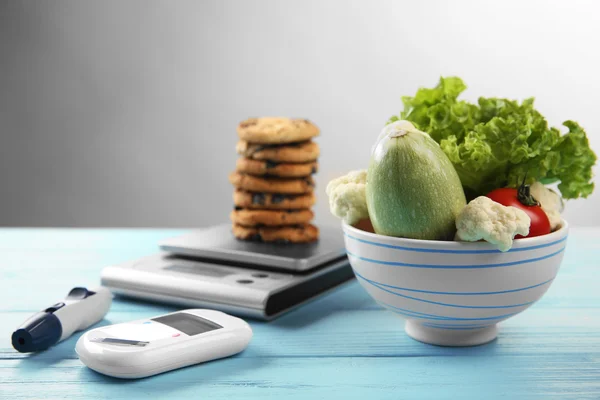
[0,228,599,399]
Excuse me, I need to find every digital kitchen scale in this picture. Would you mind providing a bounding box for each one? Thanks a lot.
[101,224,354,320]
[160,224,345,271]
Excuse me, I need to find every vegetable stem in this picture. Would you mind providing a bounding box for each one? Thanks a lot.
[517,174,540,207]
[390,129,409,138]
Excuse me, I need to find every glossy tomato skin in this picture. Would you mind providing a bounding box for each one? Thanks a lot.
[486,188,551,238]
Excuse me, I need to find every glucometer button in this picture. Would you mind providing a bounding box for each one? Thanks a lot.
[44,302,65,313]
[236,279,253,284]
[66,287,96,300]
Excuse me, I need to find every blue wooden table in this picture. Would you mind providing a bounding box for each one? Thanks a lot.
[1,228,599,399]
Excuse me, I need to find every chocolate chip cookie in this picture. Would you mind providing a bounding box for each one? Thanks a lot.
[229,172,314,194]
[236,140,320,163]
[233,190,316,210]
[230,209,314,227]
[232,224,319,243]
[237,117,319,144]
[236,158,318,178]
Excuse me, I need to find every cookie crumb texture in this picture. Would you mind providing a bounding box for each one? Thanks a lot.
[236,140,320,163]
[229,172,315,194]
[237,117,319,144]
[233,190,316,210]
[231,209,314,227]
[232,224,320,243]
[236,158,318,178]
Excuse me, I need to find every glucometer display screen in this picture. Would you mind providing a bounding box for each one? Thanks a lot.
[151,313,222,336]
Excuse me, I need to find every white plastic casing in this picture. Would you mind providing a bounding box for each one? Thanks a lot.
[55,286,112,341]
[75,309,253,379]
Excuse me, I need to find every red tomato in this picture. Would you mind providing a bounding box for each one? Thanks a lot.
[354,218,375,234]
[486,187,551,238]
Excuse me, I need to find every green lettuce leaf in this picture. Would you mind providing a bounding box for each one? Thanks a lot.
[388,77,596,199]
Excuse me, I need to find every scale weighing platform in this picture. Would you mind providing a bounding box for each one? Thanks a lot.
[101,224,354,320]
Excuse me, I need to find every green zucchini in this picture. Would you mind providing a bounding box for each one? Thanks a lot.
[366,121,466,240]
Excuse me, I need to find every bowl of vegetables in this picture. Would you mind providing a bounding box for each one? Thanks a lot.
[326,77,595,346]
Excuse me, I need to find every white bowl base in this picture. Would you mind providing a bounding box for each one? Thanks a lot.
[405,321,498,347]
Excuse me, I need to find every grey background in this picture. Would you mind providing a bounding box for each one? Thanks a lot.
[1,0,599,227]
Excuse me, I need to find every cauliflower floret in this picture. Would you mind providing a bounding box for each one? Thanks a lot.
[326,170,369,225]
[530,182,563,231]
[456,196,531,252]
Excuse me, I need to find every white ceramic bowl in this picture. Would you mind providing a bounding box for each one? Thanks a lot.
[342,220,569,346]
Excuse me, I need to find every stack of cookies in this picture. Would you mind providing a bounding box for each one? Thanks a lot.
[229,117,320,243]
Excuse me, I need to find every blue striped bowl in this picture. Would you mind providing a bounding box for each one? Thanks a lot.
[342,220,569,346]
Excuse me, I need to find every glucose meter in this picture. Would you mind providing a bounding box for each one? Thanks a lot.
[76,309,252,379]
